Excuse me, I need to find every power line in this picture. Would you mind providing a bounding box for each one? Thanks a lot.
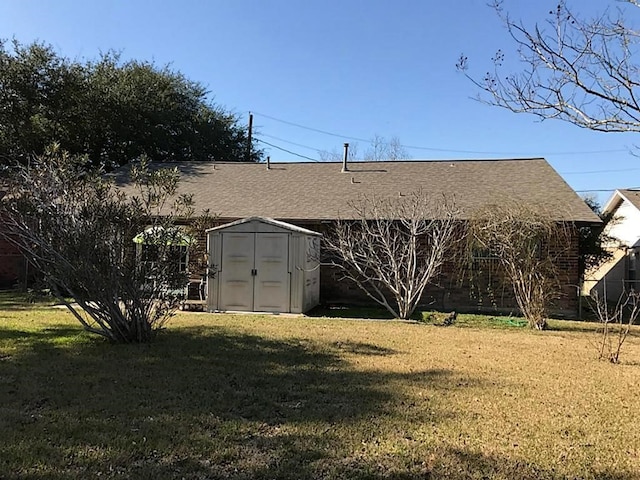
[574,188,616,192]
[573,187,640,192]
[255,138,320,162]
[256,131,640,180]
[255,133,631,194]
[253,111,370,143]
[259,133,321,152]
[252,110,630,156]
[256,132,640,177]
[255,111,506,154]
[254,119,639,179]
[561,167,640,175]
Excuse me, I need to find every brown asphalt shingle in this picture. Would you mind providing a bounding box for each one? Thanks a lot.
[617,189,640,212]
[111,158,599,223]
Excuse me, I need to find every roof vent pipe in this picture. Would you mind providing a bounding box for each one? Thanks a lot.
[342,143,349,172]
[266,156,271,170]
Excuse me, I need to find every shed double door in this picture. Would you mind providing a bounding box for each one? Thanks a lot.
[218,232,290,312]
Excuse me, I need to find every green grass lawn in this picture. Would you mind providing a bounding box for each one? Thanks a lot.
[1,297,639,479]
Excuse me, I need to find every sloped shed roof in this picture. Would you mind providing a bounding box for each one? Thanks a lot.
[111,158,599,223]
[206,216,322,235]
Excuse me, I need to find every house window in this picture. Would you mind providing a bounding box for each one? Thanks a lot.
[141,244,159,263]
[134,226,192,274]
[140,244,188,273]
[629,251,637,289]
[172,245,188,273]
[472,247,499,261]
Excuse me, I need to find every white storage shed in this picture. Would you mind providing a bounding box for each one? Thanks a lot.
[206,217,321,314]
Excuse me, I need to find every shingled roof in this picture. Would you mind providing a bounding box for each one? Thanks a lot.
[111,158,599,223]
[604,189,640,214]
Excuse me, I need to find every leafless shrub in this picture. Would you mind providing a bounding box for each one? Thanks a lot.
[0,147,197,343]
[323,191,458,319]
[590,289,640,363]
[467,203,572,330]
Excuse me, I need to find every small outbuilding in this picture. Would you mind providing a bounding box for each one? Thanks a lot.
[206,217,321,314]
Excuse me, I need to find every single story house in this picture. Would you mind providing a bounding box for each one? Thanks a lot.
[112,158,599,317]
[583,189,640,301]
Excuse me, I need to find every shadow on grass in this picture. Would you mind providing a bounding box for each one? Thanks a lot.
[0,326,84,342]
[440,448,632,480]
[334,340,398,356]
[1,324,624,479]
[0,324,466,479]
[0,289,65,311]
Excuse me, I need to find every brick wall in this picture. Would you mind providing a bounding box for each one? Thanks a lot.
[192,218,581,318]
[0,237,26,288]
[314,221,581,318]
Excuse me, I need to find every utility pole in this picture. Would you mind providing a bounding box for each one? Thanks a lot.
[246,112,253,162]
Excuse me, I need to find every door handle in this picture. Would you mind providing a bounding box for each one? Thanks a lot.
[251,269,257,276]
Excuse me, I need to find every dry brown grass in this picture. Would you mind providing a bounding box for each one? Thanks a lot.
[1,303,639,479]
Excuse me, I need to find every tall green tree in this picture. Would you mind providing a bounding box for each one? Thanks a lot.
[0,39,260,168]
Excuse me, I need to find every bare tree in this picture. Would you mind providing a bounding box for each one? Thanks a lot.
[590,288,640,363]
[364,134,409,161]
[318,135,410,162]
[0,147,201,343]
[318,142,359,162]
[323,191,458,319]
[458,1,640,132]
[467,203,572,330]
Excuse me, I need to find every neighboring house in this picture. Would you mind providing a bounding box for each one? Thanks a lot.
[113,157,599,317]
[584,189,640,301]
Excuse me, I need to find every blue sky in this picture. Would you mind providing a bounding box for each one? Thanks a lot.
[1,0,638,204]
